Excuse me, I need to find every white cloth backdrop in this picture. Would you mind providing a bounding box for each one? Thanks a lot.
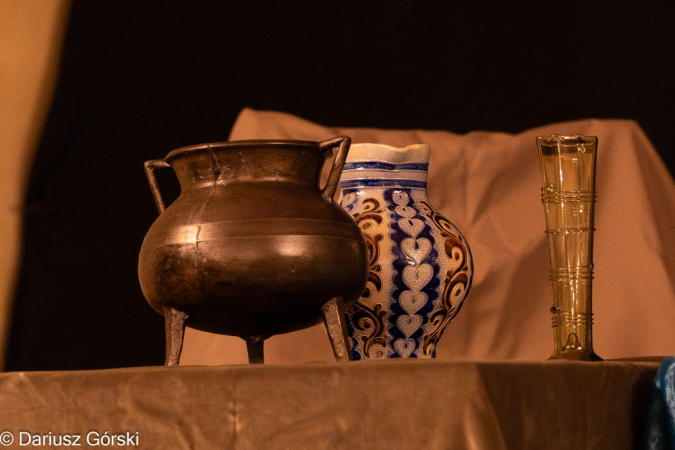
[180,108,675,365]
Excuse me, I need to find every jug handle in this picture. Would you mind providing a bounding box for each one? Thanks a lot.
[144,159,172,214]
[319,135,351,203]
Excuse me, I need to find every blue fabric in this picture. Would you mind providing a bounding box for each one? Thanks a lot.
[640,357,675,449]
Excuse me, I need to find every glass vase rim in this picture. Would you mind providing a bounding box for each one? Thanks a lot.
[536,134,598,146]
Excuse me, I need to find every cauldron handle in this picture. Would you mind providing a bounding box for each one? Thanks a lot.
[144,159,172,214]
[319,135,352,202]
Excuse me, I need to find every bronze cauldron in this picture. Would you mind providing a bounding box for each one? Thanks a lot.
[138,136,369,364]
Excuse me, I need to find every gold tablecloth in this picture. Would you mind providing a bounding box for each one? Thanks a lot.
[0,359,660,449]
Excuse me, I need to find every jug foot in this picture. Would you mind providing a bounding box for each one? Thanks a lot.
[164,307,188,366]
[322,297,352,362]
[244,334,271,364]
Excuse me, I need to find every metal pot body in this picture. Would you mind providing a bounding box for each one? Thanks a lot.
[138,138,369,337]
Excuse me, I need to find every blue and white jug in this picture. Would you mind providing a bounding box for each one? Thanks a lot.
[339,143,473,359]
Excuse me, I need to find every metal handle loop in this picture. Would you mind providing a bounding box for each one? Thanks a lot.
[319,135,351,202]
[144,159,172,214]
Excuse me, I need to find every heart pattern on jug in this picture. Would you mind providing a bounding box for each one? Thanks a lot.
[401,237,432,264]
[397,314,423,338]
[402,265,433,293]
[399,291,427,315]
[398,218,425,238]
[394,338,416,358]
[389,190,435,357]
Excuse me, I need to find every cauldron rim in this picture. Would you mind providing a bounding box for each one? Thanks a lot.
[165,139,322,161]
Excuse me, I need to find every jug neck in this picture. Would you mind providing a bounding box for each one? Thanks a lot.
[339,143,429,191]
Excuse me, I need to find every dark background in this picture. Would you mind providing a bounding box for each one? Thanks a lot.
[6,1,675,370]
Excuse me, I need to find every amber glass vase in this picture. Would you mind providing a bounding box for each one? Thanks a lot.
[537,135,602,361]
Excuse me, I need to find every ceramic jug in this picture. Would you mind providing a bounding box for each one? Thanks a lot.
[339,143,473,359]
[139,137,369,364]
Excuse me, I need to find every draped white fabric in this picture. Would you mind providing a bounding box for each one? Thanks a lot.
[181,108,675,365]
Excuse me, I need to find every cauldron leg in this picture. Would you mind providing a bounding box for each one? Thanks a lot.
[322,297,352,362]
[244,335,270,364]
[164,307,188,366]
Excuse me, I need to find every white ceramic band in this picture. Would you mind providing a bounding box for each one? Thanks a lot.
[345,143,430,164]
